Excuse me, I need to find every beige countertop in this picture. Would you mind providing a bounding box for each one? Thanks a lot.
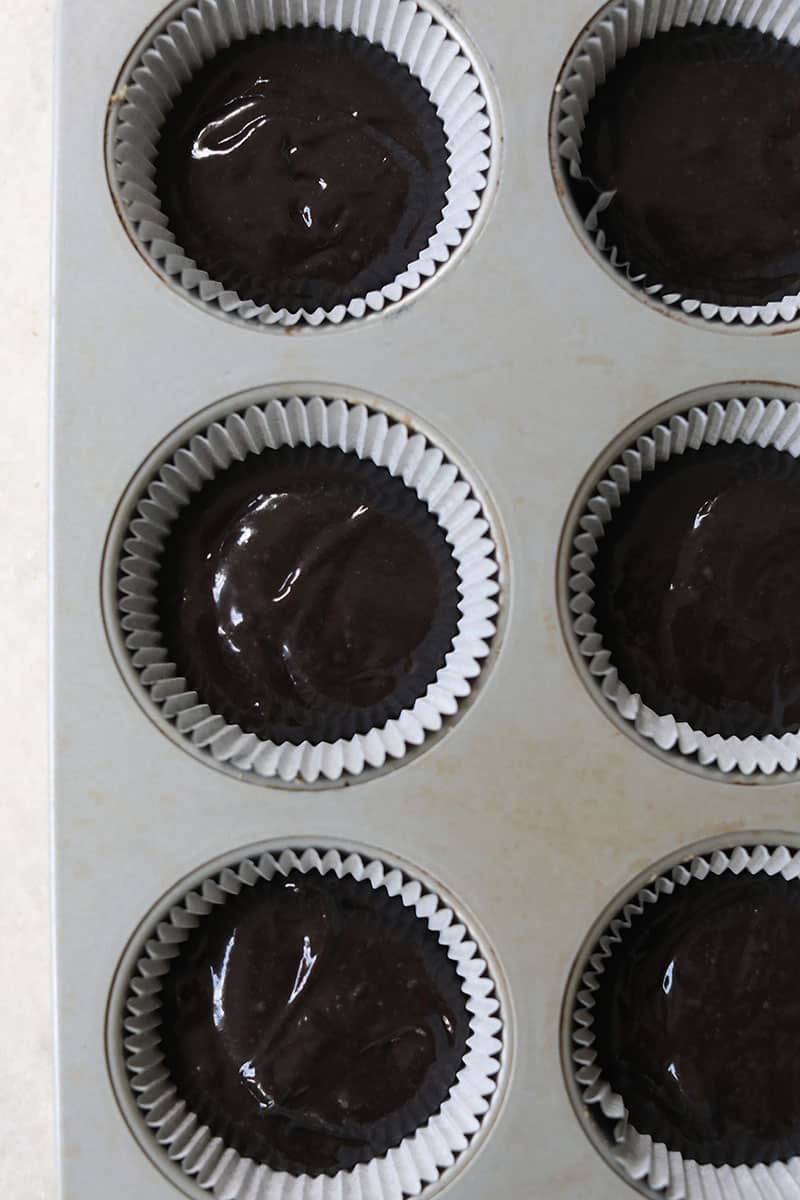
[1,2,54,1195]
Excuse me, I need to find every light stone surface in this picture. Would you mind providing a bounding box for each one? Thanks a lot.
[0,2,54,1197]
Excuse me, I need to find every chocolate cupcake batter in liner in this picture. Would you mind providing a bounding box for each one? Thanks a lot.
[154,27,450,315]
[122,847,504,1200]
[570,844,800,1198]
[117,395,500,784]
[555,0,800,328]
[568,395,800,775]
[108,0,492,327]
[156,444,462,746]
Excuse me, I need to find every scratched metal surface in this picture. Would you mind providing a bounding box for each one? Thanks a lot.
[51,1,800,1197]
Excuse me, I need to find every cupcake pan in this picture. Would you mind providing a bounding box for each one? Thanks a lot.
[552,0,800,330]
[51,0,800,1198]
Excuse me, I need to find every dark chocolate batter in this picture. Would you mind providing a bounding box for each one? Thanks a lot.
[592,871,800,1166]
[155,27,449,309]
[157,445,461,744]
[592,441,800,738]
[159,872,468,1175]
[576,24,800,305]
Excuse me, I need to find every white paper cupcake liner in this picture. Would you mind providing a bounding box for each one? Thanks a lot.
[554,0,800,328]
[568,394,800,776]
[107,0,492,328]
[117,394,499,784]
[571,842,800,1200]
[122,846,504,1200]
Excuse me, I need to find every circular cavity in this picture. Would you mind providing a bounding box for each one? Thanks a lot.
[561,834,800,1200]
[557,381,800,782]
[102,383,505,788]
[106,0,498,330]
[106,839,509,1200]
[550,0,800,334]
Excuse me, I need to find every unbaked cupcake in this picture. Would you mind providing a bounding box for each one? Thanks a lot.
[567,395,800,775]
[570,845,800,1197]
[591,440,800,740]
[116,394,500,784]
[157,444,462,747]
[158,868,469,1175]
[556,4,800,324]
[120,847,505,1200]
[108,0,492,326]
[155,27,450,314]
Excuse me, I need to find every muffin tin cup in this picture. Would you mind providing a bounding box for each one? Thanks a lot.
[567,394,800,777]
[569,842,800,1200]
[107,0,493,328]
[116,393,500,785]
[554,0,800,329]
[120,845,504,1200]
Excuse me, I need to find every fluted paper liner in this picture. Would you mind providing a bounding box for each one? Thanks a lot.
[108,0,492,327]
[118,395,499,784]
[568,395,800,776]
[555,0,800,328]
[123,846,504,1200]
[571,843,800,1199]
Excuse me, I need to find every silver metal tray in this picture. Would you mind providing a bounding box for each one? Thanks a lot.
[51,1,800,1197]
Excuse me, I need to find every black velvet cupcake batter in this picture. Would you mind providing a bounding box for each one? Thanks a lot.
[591,871,800,1167]
[159,871,469,1175]
[157,445,462,745]
[592,441,800,738]
[575,24,800,306]
[155,26,449,310]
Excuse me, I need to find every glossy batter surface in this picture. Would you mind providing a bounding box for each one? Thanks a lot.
[592,872,800,1166]
[157,446,462,744]
[592,442,800,737]
[155,27,449,309]
[576,25,800,304]
[159,872,468,1174]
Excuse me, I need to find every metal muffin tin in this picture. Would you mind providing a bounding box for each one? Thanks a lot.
[51,1,800,1198]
